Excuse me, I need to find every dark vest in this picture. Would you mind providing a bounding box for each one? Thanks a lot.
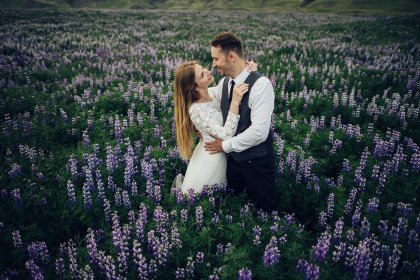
[221,72,274,162]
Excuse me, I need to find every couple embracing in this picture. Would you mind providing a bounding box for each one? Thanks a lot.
[173,32,276,212]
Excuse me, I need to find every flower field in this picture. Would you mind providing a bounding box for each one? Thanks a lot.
[0,8,419,279]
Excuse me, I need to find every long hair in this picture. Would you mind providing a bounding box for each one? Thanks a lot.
[174,61,200,160]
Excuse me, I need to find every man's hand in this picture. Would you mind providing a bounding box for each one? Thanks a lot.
[205,138,223,154]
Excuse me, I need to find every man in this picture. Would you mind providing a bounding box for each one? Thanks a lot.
[205,32,276,212]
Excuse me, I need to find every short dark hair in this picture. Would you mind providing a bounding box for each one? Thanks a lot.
[210,32,244,58]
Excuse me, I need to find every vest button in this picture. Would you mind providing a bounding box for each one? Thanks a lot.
[248,160,252,163]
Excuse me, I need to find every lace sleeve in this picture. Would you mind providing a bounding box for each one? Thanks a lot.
[190,104,240,140]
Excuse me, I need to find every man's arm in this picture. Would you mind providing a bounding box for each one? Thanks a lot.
[222,77,274,153]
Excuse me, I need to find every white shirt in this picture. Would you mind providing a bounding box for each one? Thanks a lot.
[210,69,274,153]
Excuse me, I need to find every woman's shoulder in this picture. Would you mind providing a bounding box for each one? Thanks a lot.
[189,100,216,115]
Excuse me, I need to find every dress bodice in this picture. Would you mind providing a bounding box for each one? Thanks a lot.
[189,98,239,142]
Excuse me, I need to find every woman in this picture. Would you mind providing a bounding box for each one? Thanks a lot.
[173,61,253,194]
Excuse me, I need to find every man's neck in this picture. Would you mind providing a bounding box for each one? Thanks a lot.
[230,60,247,79]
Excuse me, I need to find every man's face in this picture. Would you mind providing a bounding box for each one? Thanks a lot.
[211,46,230,77]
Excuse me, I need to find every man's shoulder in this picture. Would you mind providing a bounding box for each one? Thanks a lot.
[250,72,271,85]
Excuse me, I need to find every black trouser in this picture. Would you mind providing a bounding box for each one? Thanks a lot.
[226,154,276,212]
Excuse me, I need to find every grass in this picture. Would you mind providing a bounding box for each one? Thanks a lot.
[1,0,420,14]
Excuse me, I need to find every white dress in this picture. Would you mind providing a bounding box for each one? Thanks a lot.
[174,89,240,194]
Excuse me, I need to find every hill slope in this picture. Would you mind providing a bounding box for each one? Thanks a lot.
[0,0,419,14]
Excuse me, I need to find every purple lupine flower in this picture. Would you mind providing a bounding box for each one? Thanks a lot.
[407,229,418,252]
[175,267,186,279]
[133,240,149,280]
[66,240,80,279]
[226,215,233,224]
[284,213,296,229]
[371,164,380,182]
[332,242,346,263]
[83,181,92,211]
[67,180,76,205]
[82,129,90,150]
[26,259,44,280]
[10,188,22,207]
[344,188,358,215]
[124,152,135,189]
[187,189,196,205]
[113,216,130,277]
[410,152,419,172]
[353,239,372,280]
[212,212,220,225]
[378,220,388,237]
[195,206,203,228]
[352,200,363,227]
[86,228,98,267]
[377,161,391,195]
[390,144,405,173]
[171,223,182,249]
[209,267,223,280]
[12,230,22,248]
[396,202,413,218]
[286,150,297,173]
[55,257,65,276]
[238,267,252,280]
[114,188,122,207]
[185,256,195,278]
[330,139,342,155]
[252,226,262,246]
[106,145,117,174]
[257,210,269,222]
[103,198,111,223]
[296,259,320,280]
[107,175,117,192]
[314,231,331,262]
[147,229,170,266]
[342,158,351,173]
[332,218,344,244]
[367,197,379,213]
[263,236,280,267]
[27,241,50,265]
[114,115,122,144]
[172,187,184,204]
[372,257,384,278]
[60,108,68,122]
[270,222,279,234]
[122,190,131,209]
[360,218,370,238]
[196,252,204,264]
[8,163,22,179]
[240,204,251,218]
[80,264,94,279]
[318,211,328,230]
[180,209,188,223]
[278,234,287,245]
[386,244,401,278]
[326,193,335,218]
[153,185,162,204]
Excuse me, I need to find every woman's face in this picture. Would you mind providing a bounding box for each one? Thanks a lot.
[194,64,214,90]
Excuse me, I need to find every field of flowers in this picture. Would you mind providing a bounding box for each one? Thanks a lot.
[0,8,419,279]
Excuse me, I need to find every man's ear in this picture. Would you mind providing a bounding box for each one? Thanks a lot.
[228,51,235,62]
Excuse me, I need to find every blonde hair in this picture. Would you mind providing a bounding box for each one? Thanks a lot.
[174,61,200,160]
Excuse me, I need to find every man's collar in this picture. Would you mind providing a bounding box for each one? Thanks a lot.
[229,68,250,85]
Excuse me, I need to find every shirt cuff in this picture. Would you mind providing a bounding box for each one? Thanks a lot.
[222,139,233,153]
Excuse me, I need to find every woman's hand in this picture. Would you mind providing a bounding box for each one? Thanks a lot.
[231,83,249,106]
[245,60,258,72]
